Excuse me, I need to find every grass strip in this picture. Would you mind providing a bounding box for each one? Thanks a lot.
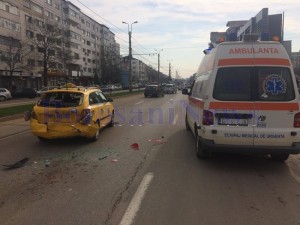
[0,104,35,118]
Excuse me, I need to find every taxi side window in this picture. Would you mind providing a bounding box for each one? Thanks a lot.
[98,92,108,102]
[89,92,102,105]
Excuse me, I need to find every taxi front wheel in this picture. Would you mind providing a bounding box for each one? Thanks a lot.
[270,153,289,162]
[108,112,114,127]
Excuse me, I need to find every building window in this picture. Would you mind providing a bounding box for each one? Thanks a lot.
[32,3,42,14]
[26,30,34,38]
[0,1,19,15]
[30,45,34,51]
[0,17,21,32]
[86,22,90,27]
[25,15,32,23]
[83,57,86,62]
[74,53,79,59]
[24,0,30,8]
[54,3,60,10]
[27,59,35,66]
[88,68,91,73]
[86,41,90,46]
[38,60,43,66]
[38,47,44,53]
[46,0,52,5]
[36,19,44,27]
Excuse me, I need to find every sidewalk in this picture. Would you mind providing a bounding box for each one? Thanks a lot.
[0,116,30,139]
[0,114,24,123]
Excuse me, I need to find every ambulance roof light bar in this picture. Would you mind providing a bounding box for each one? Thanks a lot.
[243,34,259,42]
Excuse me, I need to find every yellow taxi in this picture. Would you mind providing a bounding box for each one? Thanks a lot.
[25,83,114,141]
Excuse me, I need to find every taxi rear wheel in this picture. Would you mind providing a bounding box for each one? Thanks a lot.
[270,153,289,162]
[37,136,48,142]
[91,129,100,142]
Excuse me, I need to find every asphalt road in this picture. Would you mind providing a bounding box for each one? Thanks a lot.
[1,93,300,225]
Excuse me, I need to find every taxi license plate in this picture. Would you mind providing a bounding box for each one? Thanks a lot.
[218,118,248,126]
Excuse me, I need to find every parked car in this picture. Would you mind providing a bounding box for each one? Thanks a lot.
[36,86,58,96]
[144,84,164,97]
[163,84,177,94]
[114,84,122,90]
[12,88,37,99]
[100,85,114,92]
[25,83,114,141]
[0,88,12,101]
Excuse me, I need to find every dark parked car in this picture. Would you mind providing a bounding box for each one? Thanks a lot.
[12,88,37,99]
[144,84,164,98]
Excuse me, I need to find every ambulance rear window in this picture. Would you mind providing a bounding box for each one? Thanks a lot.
[213,67,252,101]
[213,67,295,101]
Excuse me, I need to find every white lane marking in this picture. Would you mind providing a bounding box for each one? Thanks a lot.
[173,114,179,125]
[135,101,144,105]
[119,172,154,225]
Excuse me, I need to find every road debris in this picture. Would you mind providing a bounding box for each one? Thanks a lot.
[45,159,50,167]
[130,143,140,150]
[3,157,30,170]
[99,156,108,160]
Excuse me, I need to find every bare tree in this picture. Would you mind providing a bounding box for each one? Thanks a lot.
[1,37,31,90]
[27,18,63,87]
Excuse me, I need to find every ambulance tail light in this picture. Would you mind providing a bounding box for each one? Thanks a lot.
[294,113,300,127]
[202,110,214,125]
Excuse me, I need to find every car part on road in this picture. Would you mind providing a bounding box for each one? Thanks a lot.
[3,157,30,170]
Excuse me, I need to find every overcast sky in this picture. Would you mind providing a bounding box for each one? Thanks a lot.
[68,0,300,78]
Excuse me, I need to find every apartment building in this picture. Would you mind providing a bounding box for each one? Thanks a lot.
[0,0,120,89]
[0,0,29,88]
[62,0,120,86]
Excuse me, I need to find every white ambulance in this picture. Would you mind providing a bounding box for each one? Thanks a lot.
[182,34,300,162]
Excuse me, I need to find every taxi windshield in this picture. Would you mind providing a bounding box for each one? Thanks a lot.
[37,92,84,108]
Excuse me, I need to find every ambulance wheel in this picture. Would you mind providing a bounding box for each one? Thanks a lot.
[185,114,191,131]
[196,135,209,158]
[270,153,289,162]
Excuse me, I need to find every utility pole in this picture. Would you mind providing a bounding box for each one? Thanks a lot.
[155,49,163,83]
[167,59,173,81]
[123,21,138,92]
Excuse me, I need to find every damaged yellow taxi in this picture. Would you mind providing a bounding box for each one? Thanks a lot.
[25,83,114,141]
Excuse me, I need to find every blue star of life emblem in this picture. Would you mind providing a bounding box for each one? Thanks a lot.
[265,77,284,95]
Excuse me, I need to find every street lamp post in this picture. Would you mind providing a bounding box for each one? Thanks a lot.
[155,49,163,83]
[122,21,138,92]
